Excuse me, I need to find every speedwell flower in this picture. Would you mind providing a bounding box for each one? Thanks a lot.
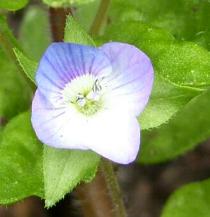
[31,42,154,164]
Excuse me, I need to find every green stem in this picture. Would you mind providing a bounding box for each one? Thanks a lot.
[76,159,127,217]
[89,0,111,36]
[101,159,127,217]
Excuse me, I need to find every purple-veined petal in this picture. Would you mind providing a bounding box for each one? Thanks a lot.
[100,42,154,116]
[85,109,140,164]
[32,90,140,164]
[31,42,153,164]
[36,42,112,105]
[32,90,88,150]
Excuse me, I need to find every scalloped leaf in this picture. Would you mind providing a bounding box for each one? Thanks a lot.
[14,48,38,83]
[0,112,44,205]
[64,16,95,46]
[44,147,100,207]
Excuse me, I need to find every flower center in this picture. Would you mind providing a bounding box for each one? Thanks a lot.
[62,74,104,116]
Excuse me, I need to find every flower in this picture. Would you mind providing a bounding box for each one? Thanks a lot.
[31,42,154,164]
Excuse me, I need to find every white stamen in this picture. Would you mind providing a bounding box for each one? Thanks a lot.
[87,91,100,101]
[77,97,86,107]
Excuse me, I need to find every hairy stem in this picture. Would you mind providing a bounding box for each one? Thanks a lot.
[101,159,127,217]
[76,159,127,217]
[89,0,111,36]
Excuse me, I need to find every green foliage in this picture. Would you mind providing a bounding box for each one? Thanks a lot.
[103,21,210,129]
[109,0,210,50]
[0,16,22,55]
[42,0,95,7]
[14,48,38,83]
[0,48,32,120]
[140,88,210,163]
[19,6,52,60]
[0,112,44,205]
[139,77,200,130]
[74,0,100,31]
[161,179,210,217]
[64,16,95,46]
[0,16,33,121]
[0,0,28,10]
[44,147,100,207]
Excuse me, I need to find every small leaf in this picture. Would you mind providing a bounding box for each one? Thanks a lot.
[0,48,32,120]
[14,48,38,83]
[64,16,95,46]
[44,146,100,207]
[139,77,200,130]
[0,0,28,10]
[0,15,22,56]
[0,112,44,205]
[161,179,210,217]
[19,6,52,60]
[42,0,95,7]
[140,87,210,164]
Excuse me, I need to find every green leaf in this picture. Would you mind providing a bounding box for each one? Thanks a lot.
[0,112,44,205]
[0,16,32,120]
[0,15,22,56]
[103,21,210,129]
[44,146,100,207]
[161,179,210,217]
[42,0,95,8]
[64,16,95,46]
[153,42,210,88]
[0,48,32,120]
[19,6,52,60]
[14,48,38,83]
[109,0,210,50]
[140,87,210,164]
[139,77,200,130]
[0,0,28,10]
[74,0,100,31]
